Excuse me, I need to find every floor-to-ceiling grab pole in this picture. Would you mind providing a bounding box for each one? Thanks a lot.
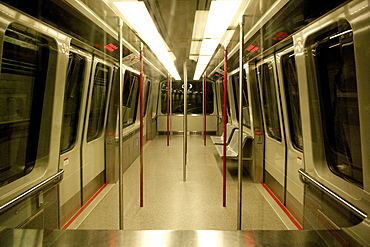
[203,73,207,146]
[118,18,124,229]
[139,42,144,207]
[223,48,228,207]
[183,61,188,182]
[237,16,245,230]
[166,74,170,146]
[170,77,172,140]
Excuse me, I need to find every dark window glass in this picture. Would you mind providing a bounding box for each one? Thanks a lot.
[260,62,282,141]
[122,71,139,127]
[314,20,362,187]
[231,73,251,127]
[220,81,230,118]
[282,53,303,151]
[161,80,214,114]
[250,69,263,132]
[60,52,85,152]
[0,24,53,186]
[144,81,151,116]
[231,75,240,120]
[87,63,111,142]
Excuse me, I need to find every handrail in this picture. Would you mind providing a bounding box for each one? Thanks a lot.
[0,170,64,213]
[298,169,367,219]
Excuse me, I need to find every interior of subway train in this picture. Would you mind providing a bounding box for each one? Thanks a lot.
[0,0,370,246]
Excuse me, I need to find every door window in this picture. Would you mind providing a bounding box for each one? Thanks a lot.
[260,62,282,141]
[87,63,111,142]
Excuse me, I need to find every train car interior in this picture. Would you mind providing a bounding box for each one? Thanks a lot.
[0,0,369,246]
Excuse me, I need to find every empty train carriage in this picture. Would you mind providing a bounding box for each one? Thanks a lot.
[0,0,369,244]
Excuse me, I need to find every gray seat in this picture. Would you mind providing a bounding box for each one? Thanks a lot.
[215,129,252,159]
[210,123,237,145]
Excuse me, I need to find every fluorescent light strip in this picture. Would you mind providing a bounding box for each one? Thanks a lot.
[114,1,181,80]
[193,0,241,80]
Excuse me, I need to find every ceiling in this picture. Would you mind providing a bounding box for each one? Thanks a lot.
[91,0,253,80]
[142,0,212,78]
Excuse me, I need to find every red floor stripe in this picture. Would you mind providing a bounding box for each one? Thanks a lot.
[62,183,108,229]
[261,183,303,230]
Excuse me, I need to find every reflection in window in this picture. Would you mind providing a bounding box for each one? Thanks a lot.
[161,80,214,114]
[60,52,85,152]
[314,20,362,187]
[0,24,54,186]
[122,71,139,127]
[219,81,231,119]
[281,53,303,151]
[231,73,251,127]
[260,62,281,141]
[87,63,111,142]
[144,81,151,116]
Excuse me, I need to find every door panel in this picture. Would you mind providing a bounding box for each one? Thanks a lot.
[276,48,304,225]
[82,58,113,203]
[58,48,92,225]
[258,56,286,203]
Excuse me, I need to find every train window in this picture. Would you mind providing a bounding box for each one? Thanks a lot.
[249,68,263,132]
[161,81,214,115]
[281,53,303,151]
[0,23,55,186]
[60,52,85,153]
[231,75,240,120]
[260,62,282,141]
[144,81,151,116]
[313,20,363,187]
[219,81,231,118]
[231,73,251,128]
[87,63,111,142]
[122,71,139,127]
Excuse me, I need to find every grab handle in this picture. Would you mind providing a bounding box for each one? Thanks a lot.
[299,169,367,219]
[0,170,64,213]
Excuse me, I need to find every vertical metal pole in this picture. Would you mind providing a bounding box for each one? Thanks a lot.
[203,73,207,146]
[183,61,188,182]
[167,74,170,146]
[223,48,228,207]
[170,77,172,132]
[139,43,144,207]
[237,16,245,230]
[118,18,124,230]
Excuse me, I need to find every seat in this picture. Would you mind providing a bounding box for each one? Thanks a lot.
[210,123,237,145]
[215,129,252,159]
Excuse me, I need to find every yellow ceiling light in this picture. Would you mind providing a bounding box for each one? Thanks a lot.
[114,1,181,80]
[193,0,242,80]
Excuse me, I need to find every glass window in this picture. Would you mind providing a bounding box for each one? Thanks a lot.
[60,52,85,152]
[314,20,362,187]
[219,81,230,118]
[281,53,303,151]
[161,80,214,115]
[144,81,151,116]
[231,73,251,127]
[0,23,54,186]
[87,63,111,142]
[260,62,282,141]
[122,71,139,127]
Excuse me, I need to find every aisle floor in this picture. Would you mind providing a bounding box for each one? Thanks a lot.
[73,135,298,230]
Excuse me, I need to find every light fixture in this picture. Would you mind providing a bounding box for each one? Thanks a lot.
[193,0,242,80]
[114,1,181,80]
